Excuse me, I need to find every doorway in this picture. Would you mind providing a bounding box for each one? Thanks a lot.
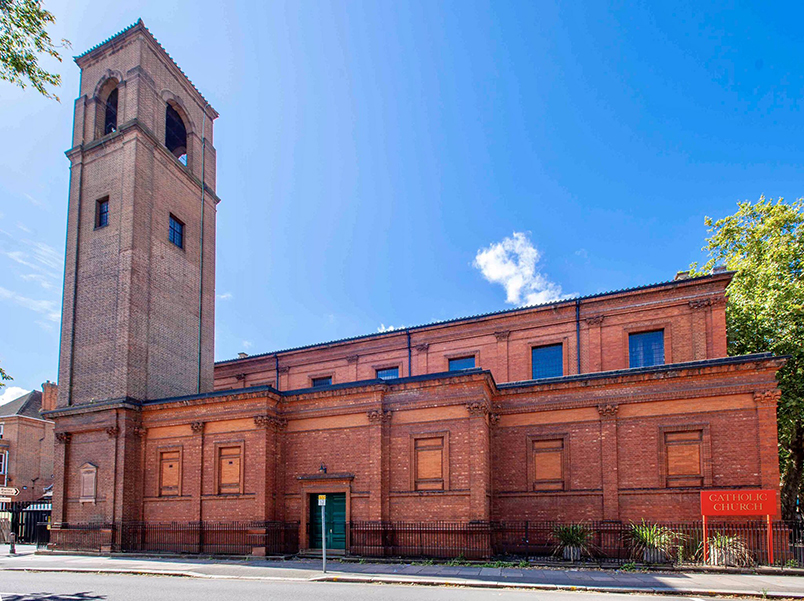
[308,492,346,550]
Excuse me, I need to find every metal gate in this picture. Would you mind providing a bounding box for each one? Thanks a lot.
[0,501,52,543]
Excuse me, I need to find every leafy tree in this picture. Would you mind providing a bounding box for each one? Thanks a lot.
[693,196,804,520]
[0,0,70,100]
[0,363,11,388]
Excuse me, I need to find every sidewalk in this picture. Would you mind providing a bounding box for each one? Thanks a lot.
[1,546,803,598]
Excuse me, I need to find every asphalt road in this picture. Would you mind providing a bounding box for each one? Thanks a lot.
[0,572,725,601]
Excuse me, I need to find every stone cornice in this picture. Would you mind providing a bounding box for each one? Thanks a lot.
[66,119,221,205]
[495,382,766,417]
[43,397,142,419]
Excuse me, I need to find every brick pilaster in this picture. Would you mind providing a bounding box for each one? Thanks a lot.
[598,403,620,521]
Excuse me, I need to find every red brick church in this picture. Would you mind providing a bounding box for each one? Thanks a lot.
[47,21,784,555]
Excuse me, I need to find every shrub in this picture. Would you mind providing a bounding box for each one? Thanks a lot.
[628,520,683,563]
[552,524,594,560]
[705,532,753,567]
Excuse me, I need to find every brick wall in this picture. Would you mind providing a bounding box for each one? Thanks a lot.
[215,274,731,393]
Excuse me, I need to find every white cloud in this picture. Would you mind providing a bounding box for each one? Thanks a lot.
[242,340,253,349]
[575,248,589,259]
[377,324,404,332]
[217,292,233,301]
[21,273,55,290]
[0,286,60,322]
[0,386,29,407]
[473,232,565,306]
[35,320,56,332]
[24,193,47,209]
[16,222,31,233]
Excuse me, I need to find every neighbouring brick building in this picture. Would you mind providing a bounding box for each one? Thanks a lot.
[46,21,785,555]
[0,383,57,503]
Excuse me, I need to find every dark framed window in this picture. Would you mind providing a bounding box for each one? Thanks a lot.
[311,376,332,387]
[95,198,109,228]
[169,214,184,249]
[448,356,475,371]
[629,330,664,368]
[532,343,563,379]
[376,367,399,380]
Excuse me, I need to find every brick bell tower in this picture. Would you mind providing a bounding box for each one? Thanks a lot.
[50,20,219,536]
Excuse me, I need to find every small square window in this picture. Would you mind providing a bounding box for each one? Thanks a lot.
[629,330,664,368]
[376,367,399,380]
[95,198,109,228]
[448,356,475,371]
[532,343,563,379]
[311,376,332,387]
[169,214,184,249]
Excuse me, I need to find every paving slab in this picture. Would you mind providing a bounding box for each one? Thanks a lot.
[1,549,803,597]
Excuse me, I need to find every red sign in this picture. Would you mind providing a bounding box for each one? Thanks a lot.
[700,489,778,517]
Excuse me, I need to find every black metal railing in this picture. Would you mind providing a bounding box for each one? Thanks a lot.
[118,521,299,555]
[43,519,804,565]
[350,520,804,565]
[48,521,299,555]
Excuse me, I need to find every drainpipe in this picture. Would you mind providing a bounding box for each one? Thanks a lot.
[575,299,582,375]
[197,102,209,393]
[274,354,280,391]
[406,330,412,377]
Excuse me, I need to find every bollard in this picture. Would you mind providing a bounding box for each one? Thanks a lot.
[9,532,16,555]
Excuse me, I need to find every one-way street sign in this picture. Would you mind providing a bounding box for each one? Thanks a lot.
[0,487,20,496]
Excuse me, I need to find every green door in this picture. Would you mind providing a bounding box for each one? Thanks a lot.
[309,493,346,550]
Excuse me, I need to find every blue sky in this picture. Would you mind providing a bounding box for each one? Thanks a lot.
[1,0,802,403]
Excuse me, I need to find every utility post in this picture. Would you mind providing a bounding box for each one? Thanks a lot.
[318,495,327,573]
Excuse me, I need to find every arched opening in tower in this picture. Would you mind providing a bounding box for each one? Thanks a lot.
[165,104,188,164]
[104,88,118,135]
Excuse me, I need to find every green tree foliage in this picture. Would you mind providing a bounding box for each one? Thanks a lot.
[693,196,804,519]
[0,363,11,388]
[0,0,69,100]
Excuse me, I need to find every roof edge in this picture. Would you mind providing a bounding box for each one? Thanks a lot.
[145,353,782,408]
[75,19,217,115]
